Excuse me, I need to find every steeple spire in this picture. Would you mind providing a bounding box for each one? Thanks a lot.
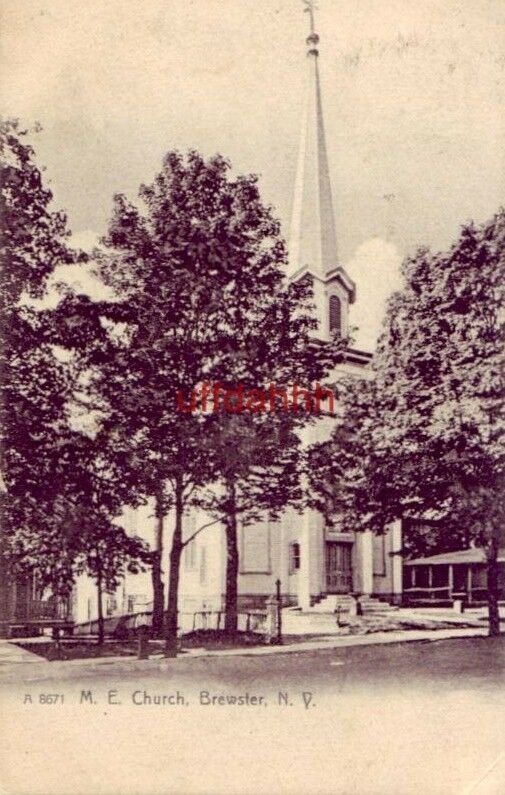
[303,0,317,36]
[288,1,356,342]
[289,0,339,279]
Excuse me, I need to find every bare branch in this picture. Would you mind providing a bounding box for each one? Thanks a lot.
[181,517,221,548]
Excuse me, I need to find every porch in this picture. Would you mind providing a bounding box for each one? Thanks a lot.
[0,573,73,637]
[403,548,505,606]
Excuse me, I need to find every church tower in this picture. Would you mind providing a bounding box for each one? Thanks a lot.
[289,1,356,342]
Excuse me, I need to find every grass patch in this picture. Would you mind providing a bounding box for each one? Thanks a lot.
[16,630,266,660]
[16,640,139,661]
[181,630,266,650]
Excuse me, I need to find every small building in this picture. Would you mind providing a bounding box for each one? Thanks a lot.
[0,568,72,638]
[403,548,505,606]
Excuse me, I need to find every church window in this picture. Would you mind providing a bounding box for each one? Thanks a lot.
[372,534,386,576]
[184,513,197,571]
[106,596,117,616]
[184,539,197,571]
[329,295,342,334]
[289,542,300,573]
[126,594,147,613]
[240,523,271,574]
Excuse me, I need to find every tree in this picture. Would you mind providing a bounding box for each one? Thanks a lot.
[0,123,176,641]
[308,373,470,554]
[0,120,81,612]
[199,278,345,633]
[79,520,149,646]
[377,212,504,634]
[93,149,347,646]
[198,413,302,633]
[91,151,308,653]
[0,119,75,308]
[307,376,378,530]
[311,212,504,635]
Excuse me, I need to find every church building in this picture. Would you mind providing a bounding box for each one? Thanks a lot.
[73,8,402,628]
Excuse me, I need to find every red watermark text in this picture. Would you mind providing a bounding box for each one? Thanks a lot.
[176,383,336,414]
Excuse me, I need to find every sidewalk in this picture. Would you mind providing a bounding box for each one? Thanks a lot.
[281,606,486,635]
[0,640,45,664]
[0,625,489,680]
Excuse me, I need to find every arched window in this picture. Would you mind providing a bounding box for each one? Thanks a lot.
[329,295,342,335]
[289,542,300,573]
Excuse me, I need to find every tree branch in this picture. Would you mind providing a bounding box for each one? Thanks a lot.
[181,517,221,547]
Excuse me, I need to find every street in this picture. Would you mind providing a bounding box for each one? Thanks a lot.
[0,637,504,794]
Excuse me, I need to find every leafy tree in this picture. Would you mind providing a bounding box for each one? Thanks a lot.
[0,120,80,614]
[307,376,378,530]
[0,121,149,635]
[78,520,150,646]
[91,151,292,653]
[199,279,345,633]
[310,212,504,635]
[0,119,75,308]
[308,374,470,554]
[91,149,344,650]
[198,413,302,633]
[375,212,504,634]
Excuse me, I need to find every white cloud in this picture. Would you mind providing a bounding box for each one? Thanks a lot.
[345,237,403,352]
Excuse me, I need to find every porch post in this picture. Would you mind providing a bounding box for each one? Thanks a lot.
[297,514,311,611]
[278,518,290,605]
[391,520,403,603]
[448,564,453,599]
[361,531,373,595]
[467,566,473,604]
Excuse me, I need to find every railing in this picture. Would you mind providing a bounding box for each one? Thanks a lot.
[74,609,267,637]
[403,586,452,602]
[13,599,71,622]
[403,586,498,605]
[190,610,266,633]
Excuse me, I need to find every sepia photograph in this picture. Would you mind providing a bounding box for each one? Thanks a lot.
[0,1,504,793]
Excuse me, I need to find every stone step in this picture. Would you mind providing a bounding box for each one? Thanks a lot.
[310,595,397,613]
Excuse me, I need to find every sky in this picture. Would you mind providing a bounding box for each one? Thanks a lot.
[2,0,504,349]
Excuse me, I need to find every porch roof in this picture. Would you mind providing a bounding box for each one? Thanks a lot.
[405,548,505,567]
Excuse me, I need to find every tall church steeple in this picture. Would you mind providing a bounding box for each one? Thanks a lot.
[289,1,356,341]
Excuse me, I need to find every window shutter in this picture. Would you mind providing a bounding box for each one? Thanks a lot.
[329,295,342,334]
[199,546,207,584]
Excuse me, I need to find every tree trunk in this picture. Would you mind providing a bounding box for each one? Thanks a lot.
[96,568,105,647]
[486,538,501,637]
[165,477,184,657]
[224,479,239,635]
[151,487,165,638]
[0,538,9,631]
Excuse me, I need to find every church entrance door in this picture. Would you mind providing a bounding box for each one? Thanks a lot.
[326,542,352,593]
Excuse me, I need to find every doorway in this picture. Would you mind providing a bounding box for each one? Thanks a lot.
[326,542,352,593]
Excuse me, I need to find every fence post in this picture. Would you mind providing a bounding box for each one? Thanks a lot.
[349,593,363,617]
[266,579,283,645]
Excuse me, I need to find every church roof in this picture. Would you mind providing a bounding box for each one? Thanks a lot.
[405,548,505,566]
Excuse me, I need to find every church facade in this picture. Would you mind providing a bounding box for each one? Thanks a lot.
[73,13,402,628]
